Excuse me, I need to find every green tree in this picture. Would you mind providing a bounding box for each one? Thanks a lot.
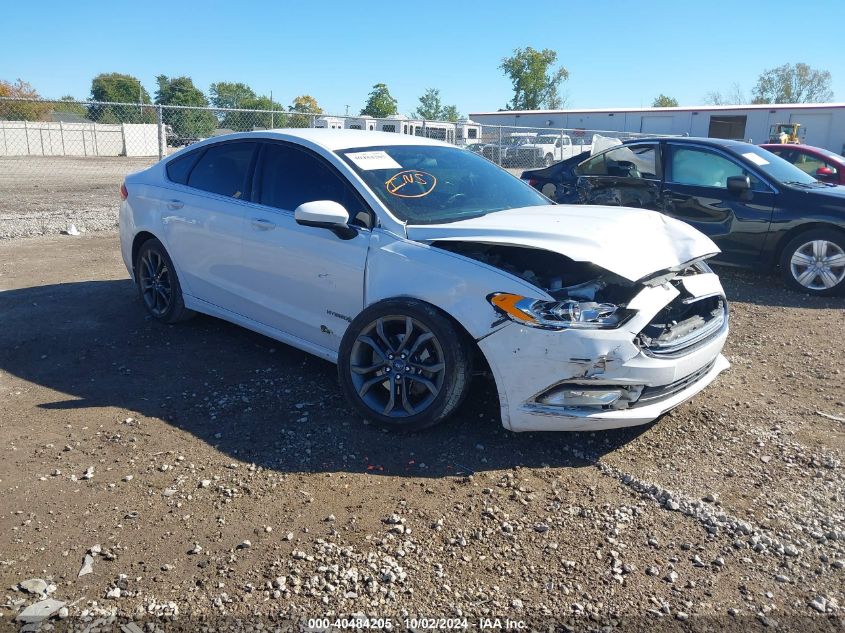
[413,88,443,120]
[751,63,833,104]
[652,94,679,107]
[288,95,322,127]
[89,73,153,123]
[441,104,460,122]
[209,82,257,110]
[412,89,460,121]
[500,47,568,110]
[361,83,398,118]
[155,75,216,139]
[221,95,284,131]
[0,79,51,120]
[52,95,88,117]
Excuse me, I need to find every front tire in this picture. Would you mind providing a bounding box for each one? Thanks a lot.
[338,300,473,431]
[544,153,554,167]
[779,228,845,296]
[134,238,194,323]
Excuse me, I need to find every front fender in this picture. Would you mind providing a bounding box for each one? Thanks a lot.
[364,230,546,340]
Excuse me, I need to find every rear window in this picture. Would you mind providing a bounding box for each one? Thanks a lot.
[166,150,201,185]
[186,142,256,199]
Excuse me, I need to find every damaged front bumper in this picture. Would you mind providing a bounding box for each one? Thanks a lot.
[478,272,730,432]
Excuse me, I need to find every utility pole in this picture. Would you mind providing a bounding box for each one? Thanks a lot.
[345,104,350,116]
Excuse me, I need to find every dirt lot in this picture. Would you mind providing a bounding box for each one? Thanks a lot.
[1,232,844,631]
[0,156,155,239]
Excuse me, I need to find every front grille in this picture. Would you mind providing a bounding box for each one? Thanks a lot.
[636,358,717,406]
[637,291,727,359]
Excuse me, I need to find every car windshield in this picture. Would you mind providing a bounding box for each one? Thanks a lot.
[738,146,818,184]
[339,145,552,224]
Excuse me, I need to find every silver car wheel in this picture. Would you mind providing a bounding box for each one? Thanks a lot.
[790,239,845,291]
[349,316,446,418]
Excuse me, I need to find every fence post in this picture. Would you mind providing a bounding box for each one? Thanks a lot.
[157,105,164,160]
[497,126,502,166]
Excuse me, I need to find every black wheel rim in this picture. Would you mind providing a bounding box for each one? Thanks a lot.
[349,316,446,418]
[139,249,172,317]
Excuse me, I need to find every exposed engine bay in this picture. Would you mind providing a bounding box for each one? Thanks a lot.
[433,242,726,356]
[432,242,638,304]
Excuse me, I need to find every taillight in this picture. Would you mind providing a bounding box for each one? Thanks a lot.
[119,182,128,200]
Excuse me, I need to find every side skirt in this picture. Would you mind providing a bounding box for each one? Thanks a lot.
[183,294,339,364]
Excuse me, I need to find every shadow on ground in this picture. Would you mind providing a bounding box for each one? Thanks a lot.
[1,279,653,478]
[7,268,836,478]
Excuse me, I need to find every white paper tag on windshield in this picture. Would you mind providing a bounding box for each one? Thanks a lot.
[742,152,769,166]
[346,151,401,170]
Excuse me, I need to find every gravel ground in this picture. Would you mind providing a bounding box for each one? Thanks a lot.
[1,233,844,631]
[0,156,155,239]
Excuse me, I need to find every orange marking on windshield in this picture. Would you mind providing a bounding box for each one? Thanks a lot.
[385,170,437,198]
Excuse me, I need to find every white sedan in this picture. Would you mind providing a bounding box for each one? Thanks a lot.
[119,129,729,432]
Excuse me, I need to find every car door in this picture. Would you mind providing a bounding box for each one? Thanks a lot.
[574,143,662,210]
[158,140,257,311]
[661,143,776,266]
[237,141,372,352]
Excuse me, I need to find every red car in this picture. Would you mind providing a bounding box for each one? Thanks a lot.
[760,143,845,185]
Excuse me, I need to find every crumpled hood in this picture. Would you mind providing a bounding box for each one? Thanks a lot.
[406,205,719,282]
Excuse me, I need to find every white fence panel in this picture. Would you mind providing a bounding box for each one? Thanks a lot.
[123,124,159,156]
[0,120,159,157]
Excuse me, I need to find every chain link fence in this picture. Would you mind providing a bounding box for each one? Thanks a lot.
[0,97,663,238]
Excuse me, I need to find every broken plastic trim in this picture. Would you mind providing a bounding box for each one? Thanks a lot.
[488,292,636,330]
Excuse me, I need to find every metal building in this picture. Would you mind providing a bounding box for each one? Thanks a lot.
[469,103,845,154]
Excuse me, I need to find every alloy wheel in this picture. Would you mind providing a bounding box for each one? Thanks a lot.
[349,316,446,418]
[139,249,172,316]
[789,239,845,291]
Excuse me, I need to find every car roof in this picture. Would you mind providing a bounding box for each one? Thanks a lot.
[622,136,756,149]
[760,143,845,159]
[211,128,453,152]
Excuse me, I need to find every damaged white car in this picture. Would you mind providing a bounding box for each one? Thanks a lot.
[119,129,729,432]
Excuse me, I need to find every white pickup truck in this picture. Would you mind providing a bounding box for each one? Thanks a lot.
[511,134,591,167]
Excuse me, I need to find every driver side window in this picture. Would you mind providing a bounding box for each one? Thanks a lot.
[669,147,760,189]
[256,143,370,226]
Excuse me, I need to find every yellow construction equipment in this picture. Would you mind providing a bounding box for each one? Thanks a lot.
[768,123,801,144]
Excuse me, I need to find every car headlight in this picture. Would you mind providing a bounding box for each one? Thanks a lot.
[488,293,635,330]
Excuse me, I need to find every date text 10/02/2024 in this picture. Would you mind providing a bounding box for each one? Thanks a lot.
[305,618,528,630]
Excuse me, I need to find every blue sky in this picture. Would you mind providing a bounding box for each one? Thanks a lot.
[2,0,843,116]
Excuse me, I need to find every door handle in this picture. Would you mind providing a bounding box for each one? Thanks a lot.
[167,199,184,210]
[251,218,275,231]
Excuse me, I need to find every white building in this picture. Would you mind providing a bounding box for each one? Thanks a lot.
[456,118,482,145]
[346,116,376,131]
[469,103,845,153]
[314,116,345,130]
[376,114,422,135]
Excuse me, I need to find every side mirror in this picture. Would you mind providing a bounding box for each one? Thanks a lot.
[294,200,357,239]
[726,175,751,192]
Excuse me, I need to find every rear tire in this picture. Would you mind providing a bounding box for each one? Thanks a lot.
[544,153,554,167]
[779,228,845,296]
[134,238,195,323]
[338,299,473,431]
